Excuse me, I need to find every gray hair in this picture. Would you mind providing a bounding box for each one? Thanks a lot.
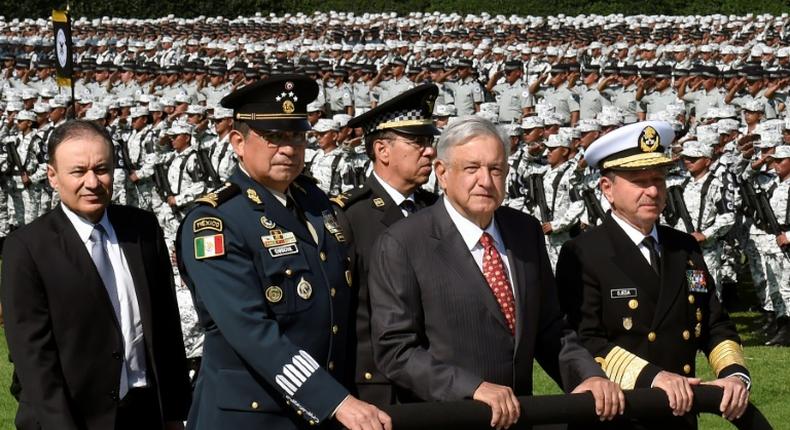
[436,115,510,162]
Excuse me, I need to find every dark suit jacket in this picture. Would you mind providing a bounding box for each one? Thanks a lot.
[368,201,603,402]
[556,214,748,429]
[333,176,437,404]
[1,205,191,430]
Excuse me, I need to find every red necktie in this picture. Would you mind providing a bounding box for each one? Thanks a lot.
[480,232,516,335]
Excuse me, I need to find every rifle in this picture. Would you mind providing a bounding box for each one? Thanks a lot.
[152,162,173,202]
[755,187,790,260]
[195,145,221,187]
[668,185,694,233]
[739,180,767,230]
[530,174,552,223]
[580,188,606,225]
[5,139,29,184]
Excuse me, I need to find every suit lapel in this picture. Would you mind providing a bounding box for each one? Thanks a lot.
[51,206,122,331]
[602,215,661,303]
[367,176,406,228]
[651,228,688,328]
[108,206,153,340]
[431,203,511,333]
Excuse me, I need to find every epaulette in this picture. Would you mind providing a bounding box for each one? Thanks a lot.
[193,182,241,208]
[330,185,372,209]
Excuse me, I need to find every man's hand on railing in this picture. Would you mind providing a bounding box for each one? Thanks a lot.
[704,377,750,421]
[473,381,521,429]
[651,370,701,416]
[571,376,625,421]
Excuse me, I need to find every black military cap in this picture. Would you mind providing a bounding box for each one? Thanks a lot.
[619,65,638,76]
[743,66,764,81]
[1,53,14,62]
[347,83,440,138]
[654,66,672,79]
[220,74,318,132]
[182,62,197,73]
[389,57,407,67]
[700,66,719,78]
[722,69,738,79]
[640,67,655,77]
[429,62,444,71]
[208,65,226,76]
[456,58,473,68]
[332,67,348,78]
[244,67,258,78]
[95,62,110,71]
[550,63,569,73]
[36,58,52,68]
[504,60,523,72]
[582,64,600,74]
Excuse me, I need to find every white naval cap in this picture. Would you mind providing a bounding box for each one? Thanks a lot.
[313,118,339,132]
[585,120,675,170]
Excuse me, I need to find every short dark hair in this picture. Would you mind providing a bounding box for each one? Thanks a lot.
[233,120,251,137]
[47,120,114,165]
[364,130,401,161]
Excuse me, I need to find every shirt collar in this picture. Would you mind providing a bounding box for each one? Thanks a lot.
[443,197,504,251]
[61,202,111,244]
[372,171,414,207]
[611,211,659,247]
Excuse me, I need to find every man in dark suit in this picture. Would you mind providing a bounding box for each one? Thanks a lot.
[1,120,191,430]
[331,84,439,406]
[556,121,750,429]
[177,75,391,430]
[369,115,624,429]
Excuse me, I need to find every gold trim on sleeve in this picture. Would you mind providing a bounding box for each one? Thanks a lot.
[709,340,746,376]
[600,346,650,390]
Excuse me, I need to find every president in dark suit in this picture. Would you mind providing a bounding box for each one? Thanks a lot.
[332,84,439,406]
[369,115,624,429]
[556,121,750,429]
[1,120,191,430]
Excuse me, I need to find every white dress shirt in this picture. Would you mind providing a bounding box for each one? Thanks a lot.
[611,211,660,264]
[61,203,147,396]
[443,197,516,293]
[372,171,416,217]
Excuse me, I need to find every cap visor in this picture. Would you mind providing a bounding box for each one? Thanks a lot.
[390,124,442,136]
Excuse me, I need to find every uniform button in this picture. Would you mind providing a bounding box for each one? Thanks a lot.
[364,372,373,381]
[297,410,303,416]
[648,332,657,342]
[332,325,339,334]
[330,288,336,298]
[309,420,317,426]
[320,251,327,261]
[112,351,122,360]
[284,268,294,277]
[628,299,639,310]
[682,330,690,340]
[109,389,119,401]
[328,361,335,370]
[683,364,692,375]
[251,401,259,409]
[688,294,695,304]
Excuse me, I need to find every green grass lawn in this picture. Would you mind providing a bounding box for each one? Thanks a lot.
[0,314,785,429]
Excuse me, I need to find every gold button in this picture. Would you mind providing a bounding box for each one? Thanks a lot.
[648,332,657,342]
[328,361,335,370]
[320,251,327,261]
[297,410,303,416]
[628,299,639,310]
[330,288,336,297]
[682,330,690,340]
[251,401,259,409]
[284,268,293,277]
[364,372,373,381]
[696,308,703,322]
[309,420,317,426]
[688,294,695,304]
[683,364,692,374]
[332,324,339,334]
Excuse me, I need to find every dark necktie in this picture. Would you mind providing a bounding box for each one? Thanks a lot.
[642,236,661,275]
[480,232,517,335]
[400,199,417,215]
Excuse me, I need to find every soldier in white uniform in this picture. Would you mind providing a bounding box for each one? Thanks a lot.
[487,60,532,124]
[1,110,39,227]
[307,118,348,196]
[208,107,237,181]
[438,58,483,116]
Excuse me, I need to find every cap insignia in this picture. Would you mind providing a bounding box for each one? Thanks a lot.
[639,125,660,153]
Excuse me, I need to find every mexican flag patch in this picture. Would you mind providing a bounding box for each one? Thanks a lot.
[195,234,225,259]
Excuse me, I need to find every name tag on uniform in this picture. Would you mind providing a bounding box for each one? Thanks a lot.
[269,244,299,258]
[686,270,708,293]
[610,288,638,299]
[262,230,297,248]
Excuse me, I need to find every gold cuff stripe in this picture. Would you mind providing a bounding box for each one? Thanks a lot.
[602,346,650,390]
[235,113,307,120]
[709,340,746,376]
[602,152,673,170]
[375,119,433,130]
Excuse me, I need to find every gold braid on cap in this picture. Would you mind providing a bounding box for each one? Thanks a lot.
[597,346,650,390]
[601,152,673,170]
[709,340,747,376]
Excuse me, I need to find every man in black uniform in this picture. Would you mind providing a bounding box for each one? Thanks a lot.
[556,120,751,429]
[177,75,391,430]
[331,84,440,406]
